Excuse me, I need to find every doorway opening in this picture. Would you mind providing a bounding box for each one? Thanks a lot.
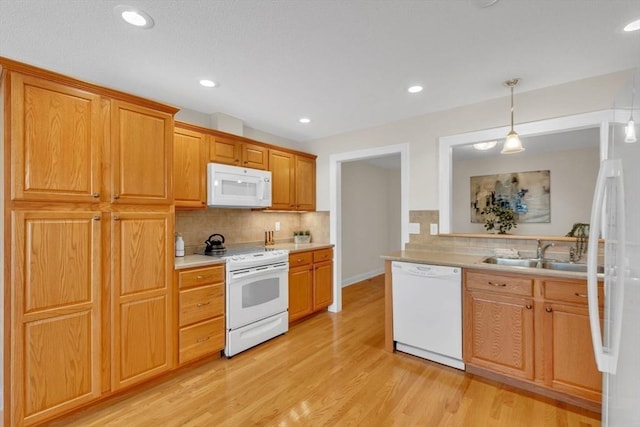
[328,143,409,312]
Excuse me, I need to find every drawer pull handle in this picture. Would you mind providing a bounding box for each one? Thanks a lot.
[196,275,213,280]
[574,292,588,298]
[488,281,507,287]
[525,304,532,310]
[196,301,211,307]
[196,336,210,343]
[545,307,553,313]
[92,192,100,198]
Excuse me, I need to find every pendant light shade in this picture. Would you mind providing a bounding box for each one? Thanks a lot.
[625,80,637,143]
[501,79,525,154]
[625,118,637,143]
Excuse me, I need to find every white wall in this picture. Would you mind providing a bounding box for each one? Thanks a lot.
[175,108,300,150]
[452,147,599,235]
[341,161,400,285]
[301,70,631,211]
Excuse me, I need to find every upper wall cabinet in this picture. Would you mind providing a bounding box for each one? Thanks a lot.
[173,125,207,209]
[111,101,174,204]
[268,149,316,211]
[209,134,268,170]
[9,73,104,203]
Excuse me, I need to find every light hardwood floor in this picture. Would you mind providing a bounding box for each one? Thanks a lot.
[47,275,601,426]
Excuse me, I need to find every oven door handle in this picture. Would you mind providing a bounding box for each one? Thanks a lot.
[229,262,288,280]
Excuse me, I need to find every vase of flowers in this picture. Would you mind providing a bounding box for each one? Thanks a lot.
[481,203,517,234]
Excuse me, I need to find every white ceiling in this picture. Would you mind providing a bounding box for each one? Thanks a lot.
[1,1,639,143]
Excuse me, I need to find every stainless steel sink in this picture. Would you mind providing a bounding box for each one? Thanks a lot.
[482,257,539,268]
[482,256,603,274]
[540,261,603,274]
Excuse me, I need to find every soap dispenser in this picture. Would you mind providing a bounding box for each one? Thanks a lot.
[175,233,185,257]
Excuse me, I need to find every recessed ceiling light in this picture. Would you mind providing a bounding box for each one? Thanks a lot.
[299,117,311,124]
[115,5,154,29]
[199,79,218,88]
[624,18,640,32]
[473,141,498,151]
[408,85,423,94]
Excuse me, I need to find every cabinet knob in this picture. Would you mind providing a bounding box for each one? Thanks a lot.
[113,216,120,221]
[113,194,120,200]
[196,336,210,343]
[93,215,101,221]
[525,304,532,310]
[196,301,211,308]
[574,292,588,298]
[545,307,552,312]
[92,192,100,198]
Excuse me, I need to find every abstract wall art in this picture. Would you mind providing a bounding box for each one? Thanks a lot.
[470,170,551,223]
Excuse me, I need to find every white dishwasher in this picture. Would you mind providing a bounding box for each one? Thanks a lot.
[391,261,464,370]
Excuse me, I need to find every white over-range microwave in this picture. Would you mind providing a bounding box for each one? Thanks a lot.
[207,163,272,208]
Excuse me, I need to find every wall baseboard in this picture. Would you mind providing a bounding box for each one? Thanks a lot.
[341,268,385,288]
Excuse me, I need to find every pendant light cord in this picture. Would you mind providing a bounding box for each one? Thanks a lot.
[510,85,515,132]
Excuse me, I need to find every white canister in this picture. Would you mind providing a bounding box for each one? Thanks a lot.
[175,233,185,257]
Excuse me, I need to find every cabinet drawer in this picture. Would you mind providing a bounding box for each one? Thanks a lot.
[466,270,533,296]
[179,317,224,364]
[289,251,312,268]
[544,279,604,305]
[313,248,333,263]
[178,265,224,289]
[179,283,224,327]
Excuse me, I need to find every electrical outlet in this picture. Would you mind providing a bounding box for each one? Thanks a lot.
[408,223,420,234]
[275,221,281,231]
[430,223,438,235]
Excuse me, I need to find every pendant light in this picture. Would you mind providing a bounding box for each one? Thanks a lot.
[501,78,525,154]
[625,77,637,143]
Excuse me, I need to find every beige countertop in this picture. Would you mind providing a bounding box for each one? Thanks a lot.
[174,254,226,270]
[175,243,334,270]
[382,250,597,280]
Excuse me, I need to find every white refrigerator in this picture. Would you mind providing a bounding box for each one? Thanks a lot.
[587,72,640,426]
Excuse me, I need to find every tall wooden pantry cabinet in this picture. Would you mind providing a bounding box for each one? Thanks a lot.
[1,58,177,426]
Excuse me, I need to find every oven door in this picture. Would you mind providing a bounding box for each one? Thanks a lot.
[227,262,288,330]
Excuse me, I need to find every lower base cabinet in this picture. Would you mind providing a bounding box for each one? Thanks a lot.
[175,264,226,365]
[288,248,333,323]
[463,269,602,411]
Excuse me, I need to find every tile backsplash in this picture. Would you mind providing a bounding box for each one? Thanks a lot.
[406,210,602,261]
[176,209,330,254]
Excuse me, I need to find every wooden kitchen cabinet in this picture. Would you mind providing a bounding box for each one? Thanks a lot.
[288,248,333,323]
[174,125,207,209]
[463,269,603,411]
[9,72,104,203]
[464,271,535,380]
[176,265,226,365]
[268,149,316,211]
[3,59,179,426]
[541,278,603,402]
[210,134,268,170]
[110,209,174,390]
[111,100,174,204]
[10,209,103,426]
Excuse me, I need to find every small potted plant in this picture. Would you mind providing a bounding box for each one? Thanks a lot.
[481,203,517,234]
[294,230,311,244]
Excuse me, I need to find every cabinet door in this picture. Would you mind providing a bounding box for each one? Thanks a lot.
[295,155,316,211]
[313,260,333,311]
[464,291,534,380]
[111,101,173,204]
[11,210,102,425]
[10,72,103,203]
[543,301,602,402]
[269,149,296,210]
[111,209,173,390]
[242,142,268,170]
[289,265,313,322]
[210,135,241,165]
[174,127,206,209]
